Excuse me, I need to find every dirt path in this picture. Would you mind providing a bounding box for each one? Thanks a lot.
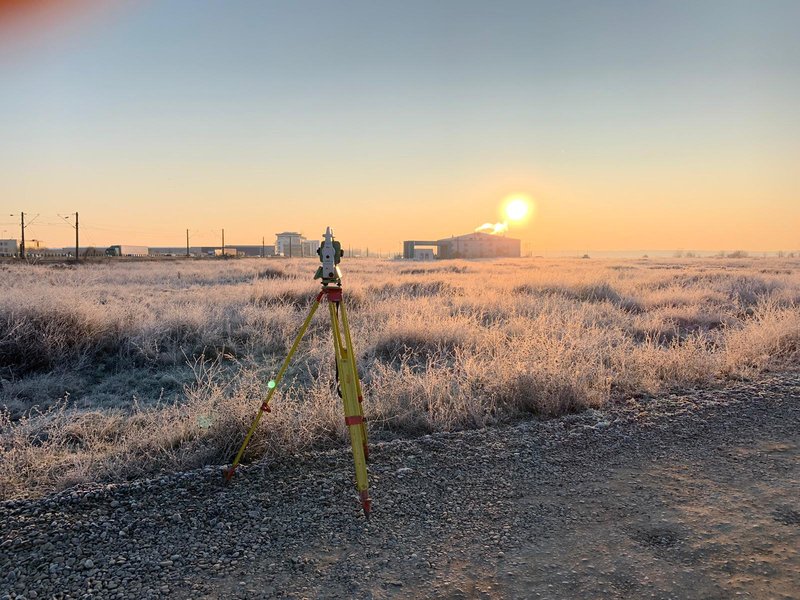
[2,373,798,599]
[503,419,799,599]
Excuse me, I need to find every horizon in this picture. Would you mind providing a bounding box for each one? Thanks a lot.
[1,1,798,252]
[1,226,796,259]
[0,214,798,257]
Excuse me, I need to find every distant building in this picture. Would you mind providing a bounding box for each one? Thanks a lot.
[403,232,521,259]
[302,240,319,257]
[149,245,276,258]
[0,239,18,257]
[414,248,435,260]
[233,244,277,257]
[403,240,437,259]
[275,231,316,258]
[149,246,205,257]
[438,232,520,259]
[215,247,239,257]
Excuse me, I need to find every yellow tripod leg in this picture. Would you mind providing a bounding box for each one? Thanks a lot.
[223,292,323,481]
[329,301,371,517]
[338,299,368,460]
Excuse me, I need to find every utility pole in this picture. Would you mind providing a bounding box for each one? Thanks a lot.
[262,236,265,258]
[186,229,190,257]
[59,212,79,262]
[20,212,25,259]
[222,229,225,257]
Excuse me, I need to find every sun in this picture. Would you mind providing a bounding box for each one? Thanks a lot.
[503,195,532,222]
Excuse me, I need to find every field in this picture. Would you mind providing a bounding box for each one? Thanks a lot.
[1,257,799,500]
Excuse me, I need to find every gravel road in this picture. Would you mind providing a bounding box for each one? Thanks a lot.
[2,372,798,599]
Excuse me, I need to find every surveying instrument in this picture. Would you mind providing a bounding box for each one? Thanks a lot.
[223,227,371,517]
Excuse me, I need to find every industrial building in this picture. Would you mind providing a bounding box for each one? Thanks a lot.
[275,232,318,257]
[149,246,205,257]
[403,232,520,259]
[165,233,321,258]
[0,239,18,257]
[1,241,93,258]
[302,240,318,257]
[234,244,276,257]
[276,232,302,257]
[147,245,277,258]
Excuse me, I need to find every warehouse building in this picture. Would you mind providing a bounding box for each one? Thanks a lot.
[149,246,205,257]
[0,239,18,257]
[403,232,520,259]
[438,232,520,259]
[234,244,277,257]
[147,245,276,257]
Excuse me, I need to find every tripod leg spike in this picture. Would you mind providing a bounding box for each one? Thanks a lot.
[360,490,372,518]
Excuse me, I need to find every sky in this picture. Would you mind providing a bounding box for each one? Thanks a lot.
[0,0,798,254]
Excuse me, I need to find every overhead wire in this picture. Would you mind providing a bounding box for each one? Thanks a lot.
[2,214,236,248]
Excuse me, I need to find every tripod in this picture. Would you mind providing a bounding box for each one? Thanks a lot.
[223,228,371,517]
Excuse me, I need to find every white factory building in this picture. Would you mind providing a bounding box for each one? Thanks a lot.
[275,232,318,257]
[403,232,521,259]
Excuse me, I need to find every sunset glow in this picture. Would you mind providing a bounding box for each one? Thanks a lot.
[503,195,533,224]
[0,2,797,254]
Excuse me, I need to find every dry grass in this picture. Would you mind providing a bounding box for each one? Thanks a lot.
[1,257,799,499]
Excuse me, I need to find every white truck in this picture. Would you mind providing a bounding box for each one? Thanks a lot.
[105,245,149,257]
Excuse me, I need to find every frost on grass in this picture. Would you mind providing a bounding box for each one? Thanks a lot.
[1,257,799,499]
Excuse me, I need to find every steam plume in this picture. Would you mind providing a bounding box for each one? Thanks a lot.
[475,222,508,235]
